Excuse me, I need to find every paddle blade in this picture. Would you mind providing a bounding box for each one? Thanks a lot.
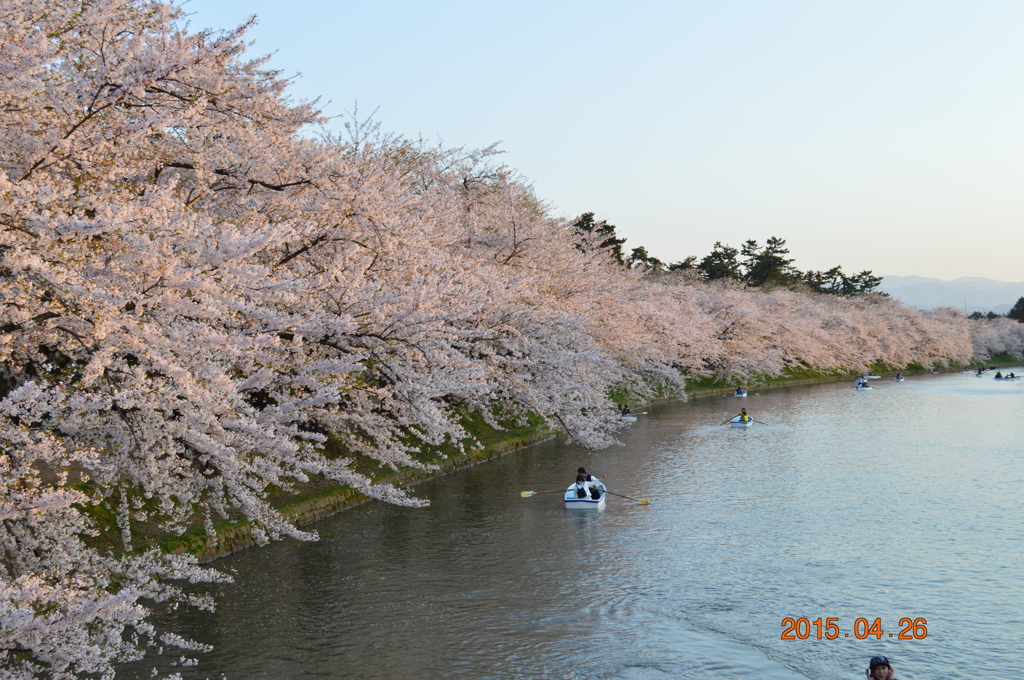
[520,491,536,497]
[638,499,649,505]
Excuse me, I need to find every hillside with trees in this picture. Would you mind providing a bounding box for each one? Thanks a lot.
[1,2,1023,677]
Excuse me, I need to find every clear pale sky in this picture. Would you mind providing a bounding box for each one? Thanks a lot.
[183,0,1024,281]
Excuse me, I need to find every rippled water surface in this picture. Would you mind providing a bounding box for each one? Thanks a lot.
[128,370,1024,679]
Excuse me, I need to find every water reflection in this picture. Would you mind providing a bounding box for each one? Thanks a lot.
[123,370,1024,679]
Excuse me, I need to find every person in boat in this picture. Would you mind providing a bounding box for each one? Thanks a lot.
[573,473,589,498]
[578,469,603,499]
[865,655,896,680]
[736,408,751,423]
[995,371,1003,379]
[617,404,631,415]
[894,373,903,380]
[734,387,745,395]
[573,473,602,500]
[856,376,868,387]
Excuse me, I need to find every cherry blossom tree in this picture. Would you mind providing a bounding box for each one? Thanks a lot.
[0,1,1013,677]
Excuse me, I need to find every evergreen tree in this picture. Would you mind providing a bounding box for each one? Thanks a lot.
[572,212,626,264]
[697,242,742,280]
[742,236,799,287]
[803,266,883,296]
[1009,297,1024,323]
[628,246,664,269]
[667,256,698,271]
[846,270,883,294]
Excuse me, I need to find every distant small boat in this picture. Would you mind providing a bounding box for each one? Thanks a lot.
[893,377,905,382]
[734,389,747,397]
[931,369,939,374]
[620,414,638,422]
[994,376,1020,381]
[730,416,753,428]
[866,373,881,379]
[855,384,873,390]
[564,479,608,509]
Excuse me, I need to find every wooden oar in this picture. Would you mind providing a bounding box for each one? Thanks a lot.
[520,490,563,497]
[601,490,649,505]
[752,418,771,425]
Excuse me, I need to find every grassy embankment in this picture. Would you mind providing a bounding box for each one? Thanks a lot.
[83,354,1022,563]
[82,409,552,563]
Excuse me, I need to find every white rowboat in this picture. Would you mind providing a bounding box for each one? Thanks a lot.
[565,479,608,509]
[730,416,753,428]
[734,389,748,397]
[855,384,873,390]
[620,414,638,422]
[893,377,905,382]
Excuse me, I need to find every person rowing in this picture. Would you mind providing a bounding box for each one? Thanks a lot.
[736,408,751,423]
[577,467,601,483]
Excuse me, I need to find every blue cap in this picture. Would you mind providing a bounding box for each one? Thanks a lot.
[869,656,890,669]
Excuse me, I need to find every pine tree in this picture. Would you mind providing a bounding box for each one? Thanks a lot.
[1008,297,1024,322]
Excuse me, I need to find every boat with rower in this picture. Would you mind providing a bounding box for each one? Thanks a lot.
[730,416,753,428]
[564,479,608,509]
[734,388,748,397]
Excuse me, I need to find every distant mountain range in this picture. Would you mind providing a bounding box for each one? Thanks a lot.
[878,276,1024,314]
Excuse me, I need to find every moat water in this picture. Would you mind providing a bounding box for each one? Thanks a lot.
[127,369,1024,679]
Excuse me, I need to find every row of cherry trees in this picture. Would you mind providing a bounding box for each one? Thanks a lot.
[1,1,1020,677]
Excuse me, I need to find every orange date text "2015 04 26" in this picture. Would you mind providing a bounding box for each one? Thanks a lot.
[780,617,928,640]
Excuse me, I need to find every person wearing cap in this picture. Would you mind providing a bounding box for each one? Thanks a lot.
[865,655,895,680]
[736,408,751,422]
